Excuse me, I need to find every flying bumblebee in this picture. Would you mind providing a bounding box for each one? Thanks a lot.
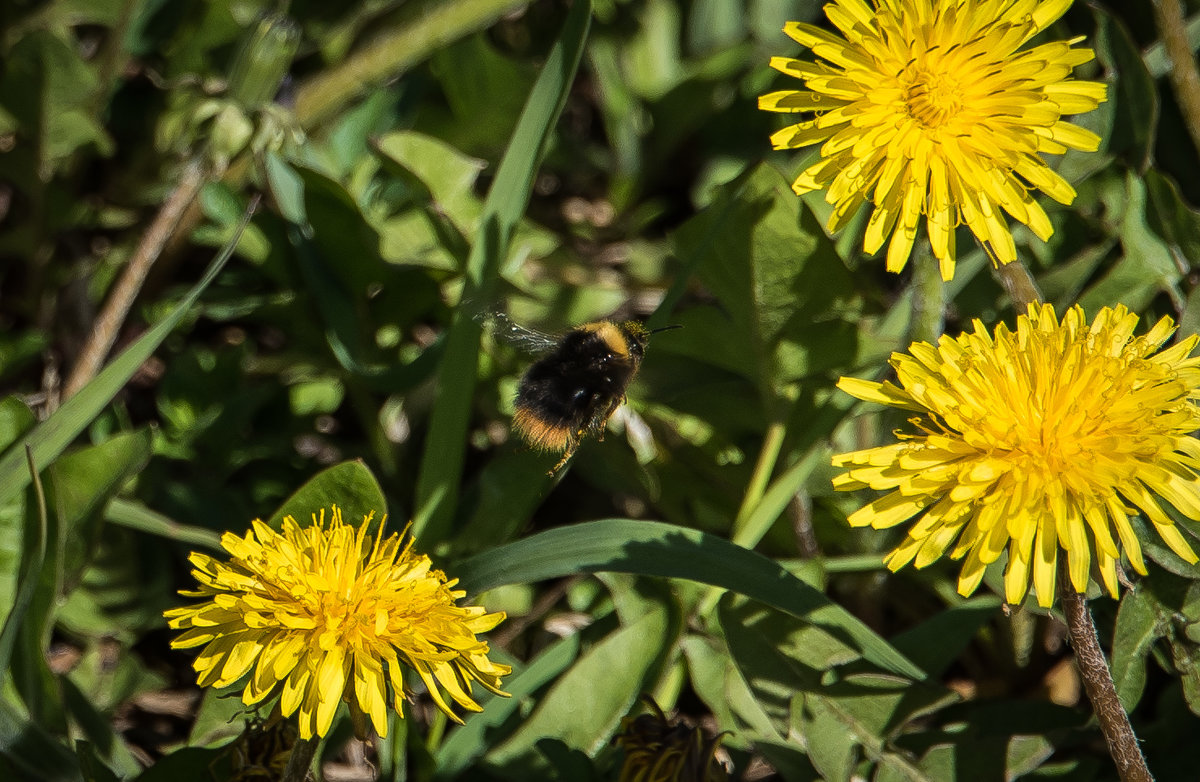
[483,311,676,475]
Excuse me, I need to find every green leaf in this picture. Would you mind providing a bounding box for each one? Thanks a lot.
[5,447,61,734]
[0,30,113,173]
[264,150,307,226]
[1091,7,1156,168]
[104,499,222,551]
[374,130,485,237]
[1078,172,1183,314]
[671,162,857,396]
[0,694,82,781]
[265,460,388,529]
[455,519,924,680]
[131,746,229,782]
[45,429,152,585]
[434,636,582,780]
[0,203,252,507]
[412,0,592,543]
[890,596,1002,679]
[1111,587,1169,711]
[485,604,672,771]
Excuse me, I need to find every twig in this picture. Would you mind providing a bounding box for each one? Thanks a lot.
[1058,560,1154,782]
[62,159,207,400]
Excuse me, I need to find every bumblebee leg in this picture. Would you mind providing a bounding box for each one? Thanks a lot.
[548,432,582,476]
[593,397,623,443]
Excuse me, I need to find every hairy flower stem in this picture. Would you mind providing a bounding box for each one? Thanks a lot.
[1058,560,1154,782]
[993,259,1043,311]
[998,257,1153,781]
[283,736,319,782]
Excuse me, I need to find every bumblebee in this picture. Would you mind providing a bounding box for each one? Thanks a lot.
[484,312,674,474]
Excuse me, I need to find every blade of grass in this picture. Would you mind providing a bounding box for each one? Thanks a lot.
[411,0,592,543]
[105,498,223,552]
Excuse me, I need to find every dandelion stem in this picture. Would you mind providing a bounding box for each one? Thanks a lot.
[282,735,319,782]
[993,259,1043,311]
[1058,560,1154,782]
[995,259,1152,781]
[910,244,945,344]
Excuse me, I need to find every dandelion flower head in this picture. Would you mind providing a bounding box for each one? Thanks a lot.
[832,305,1200,607]
[615,701,729,782]
[165,506,510,739]
[759,0,1107,280]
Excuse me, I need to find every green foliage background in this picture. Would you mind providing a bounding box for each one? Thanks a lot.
[2,0,1200,779]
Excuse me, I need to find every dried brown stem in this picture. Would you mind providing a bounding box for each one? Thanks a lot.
[1058,560,1154,782]
[62,159,207,400]
[1153,0,1200,158]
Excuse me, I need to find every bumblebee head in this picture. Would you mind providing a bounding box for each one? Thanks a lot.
[614,321,680,359]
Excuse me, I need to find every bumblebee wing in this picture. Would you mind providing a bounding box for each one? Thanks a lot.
[478,310,559,357]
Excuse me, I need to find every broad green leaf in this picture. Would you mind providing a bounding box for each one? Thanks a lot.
[680,635,747,738]
[1111,587,1168,711]
[0,694,82,781]
[672,162,857,397]
[265,460,388,529]
[132,746,229,782]
[455,519,924,679]
[754,739,821,782]
[264,150,307,226]
[45,429,152,585]
[374,130,485,239]
[794,692,857,782]
[9,448,66,736]
[1078,173,1183,314]
[890,596,1002,679]
[0,31,112,173]
[1092,8,1156,168]
[485,602,672,770]
[435,636,582,780]
[413,0,592,543]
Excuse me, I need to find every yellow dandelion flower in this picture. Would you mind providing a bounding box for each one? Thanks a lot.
[164,506,510,740]
[832,305,1200,607]
[759,0,1107,280]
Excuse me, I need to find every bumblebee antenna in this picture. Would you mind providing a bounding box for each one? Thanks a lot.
[649,324,683,335]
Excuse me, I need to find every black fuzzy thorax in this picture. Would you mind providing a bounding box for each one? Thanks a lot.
[516,327,643,429]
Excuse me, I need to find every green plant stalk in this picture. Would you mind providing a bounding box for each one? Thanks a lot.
[731,419,787,545]
[909,242,945,344]
[294,0,530,128]
[998,257,1152,782]
[283,735,319,782]
[694,419,787,619]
